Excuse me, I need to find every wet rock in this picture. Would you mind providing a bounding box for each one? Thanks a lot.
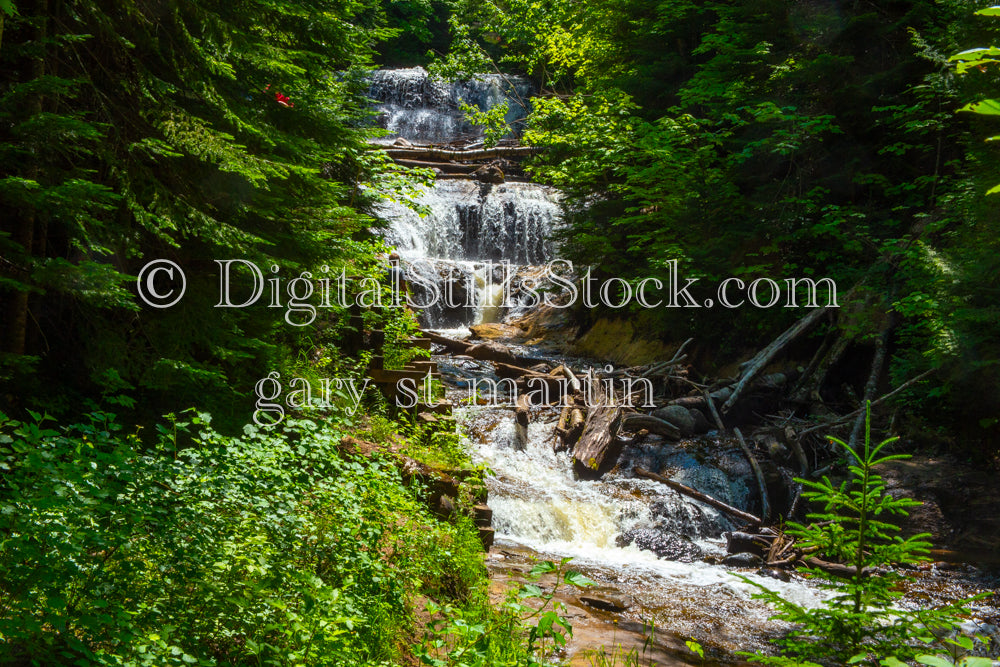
[473,163,505,184]
[724,530,768,557]
[470,323,527,341]
[649,494,730,538]
[616,528,703,562]
[580,594,631,613]
[435,494,456,519]
[673,466,738,512]
[722,552,764,569]
[652,405,696,436]
[757,567,791,582]
[690,408,711,434]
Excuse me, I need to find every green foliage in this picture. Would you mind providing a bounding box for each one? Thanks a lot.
[0,409,494,665]
[436,0,1000,443]
[950,7,1000,194]
[415,557,597,666]
[0,0,431,427]
[460,99,511,148]
[738,404,984,667]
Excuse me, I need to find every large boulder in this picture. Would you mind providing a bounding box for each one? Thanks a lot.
[689,408,711,434]
[616,528,703,562]
[652,405,697,437]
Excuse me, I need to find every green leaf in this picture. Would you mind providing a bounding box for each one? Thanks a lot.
[975,6,1000,16]
[959,658,994,667]
[949,47,1000,61]
[563,571,597,588]
[519,584,543,599]
[916,656,956,667]
[882,658,909,667]
[958,100,1000,115]
[529,560,558,578]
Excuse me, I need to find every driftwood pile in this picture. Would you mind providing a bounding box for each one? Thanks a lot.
[379,137,540,184]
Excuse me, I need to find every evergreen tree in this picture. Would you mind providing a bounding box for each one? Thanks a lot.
[0,0,410,424]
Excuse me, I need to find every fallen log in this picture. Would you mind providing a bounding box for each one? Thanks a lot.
[424,330,471,353]
[573,376,623,479]
[559,365,582,393]
[567,408,586,446]
[383,145,540,161]
[391,158,478,173]
[642,338,694,378]
[635,467,762,527]
[495,361,546,380]
[722,306,831,414]
[735,427,771,522]
[704,389,727,433]
[803,556,875,579]
[557,404,572,431]
[620,414,681,440]
[670,385,732,412]
[725,531,774,557]
[423,330,548,366]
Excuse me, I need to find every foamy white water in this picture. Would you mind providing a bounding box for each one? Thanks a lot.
[458,402,827,614]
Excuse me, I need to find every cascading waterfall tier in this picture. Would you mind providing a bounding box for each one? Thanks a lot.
[379,180,559,264]
[368,67,533,145]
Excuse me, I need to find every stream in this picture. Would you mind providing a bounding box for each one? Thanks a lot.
[369,67,1000,665]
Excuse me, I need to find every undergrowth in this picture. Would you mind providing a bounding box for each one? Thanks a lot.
[0,408,518,666]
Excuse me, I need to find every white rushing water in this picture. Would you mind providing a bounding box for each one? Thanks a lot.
[379,180,560,264]
[457,400,826,613]
[370,68,561,328]
[373,65,829,653]
[368,67,532,145]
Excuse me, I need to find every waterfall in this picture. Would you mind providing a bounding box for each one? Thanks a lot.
[370,66,992,658]
[368,67,533,145]
[379,181,559,264]
[370,68,559,328]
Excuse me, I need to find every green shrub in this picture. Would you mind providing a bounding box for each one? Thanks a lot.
[0,409,491,666]
[739,404,987,667]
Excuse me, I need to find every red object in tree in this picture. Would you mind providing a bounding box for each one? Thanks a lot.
[274,91,294,107]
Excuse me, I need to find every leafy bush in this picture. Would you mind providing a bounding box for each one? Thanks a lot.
[415,557,596,667]
[0,409,491,666]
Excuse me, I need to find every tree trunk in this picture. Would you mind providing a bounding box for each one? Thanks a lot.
[5,0,47,356]
[722,306,831,413]
[620,414,681,440]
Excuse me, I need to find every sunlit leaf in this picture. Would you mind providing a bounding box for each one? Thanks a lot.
[958,99,1000,115]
